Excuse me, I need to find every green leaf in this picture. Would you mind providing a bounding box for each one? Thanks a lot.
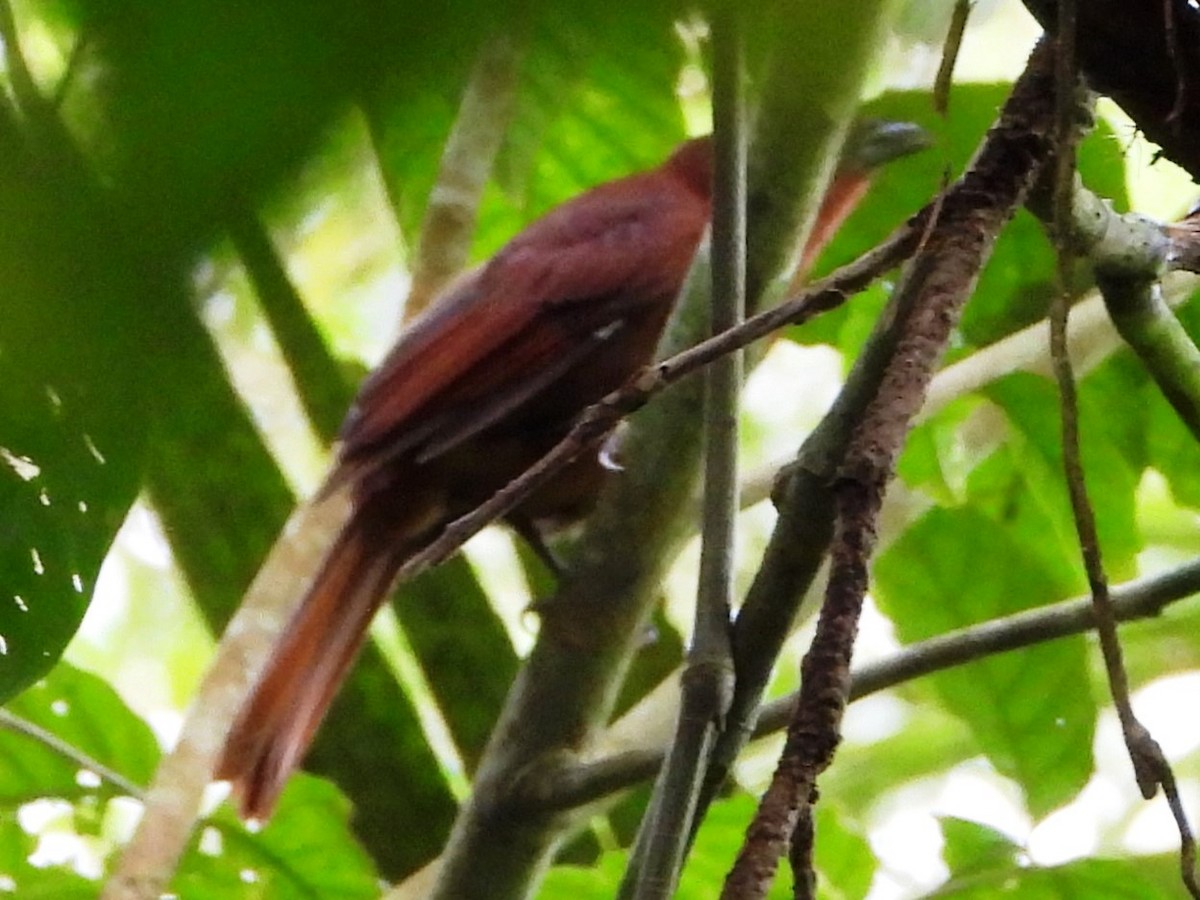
[541,850,625,898]
[142,298,297,632]
[0,359,137,702]
[74,0,462,246]
[541,794,872,899]
[874,508,1096,817]
[0,118,145,702]
[303,640,458,881]
[541,793,799,899]
[897,394,986,504]
[615,605,685,718]
[813,803,876,900]
[368,3,688,261]
[674,794,791,900]
[0,663,158,804]
[824,703,978,820]
[959,105,1128,349]
[487,3,689,252]
[399,554,518,770]
[986,373,1142,580]
[0,812,96,899]
[795,84,1012,355]
[940,816,1021,877]
[174,777,379,899]
[938,853,1185,899]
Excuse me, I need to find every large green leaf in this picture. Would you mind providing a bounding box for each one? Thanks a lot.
[874,508,1096,817]
[823,702,978,820]
[986,372,1142,581]
[953,856,1187,899]
[940,816,1022,879]
[0,106,145,701]
[367,2,689,262]
[541,794,873,900]
[142,299,298,631]
[66,0,484,246]
[303,639,458,880]
[0,663,157,804]
[795,84,1015,355]
[174,777,380,900]
[936,815,1182,900]
[399,554,517,771]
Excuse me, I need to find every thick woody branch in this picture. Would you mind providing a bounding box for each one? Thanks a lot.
[1028,171,1200,441]
[722,38,1059,898]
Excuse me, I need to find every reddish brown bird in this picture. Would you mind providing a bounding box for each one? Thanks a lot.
[217,123,926,819]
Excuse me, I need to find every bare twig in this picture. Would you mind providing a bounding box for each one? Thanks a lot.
[519,556,1200,813]
[1049,5,1199,895]
[387,217,923,593]
[934,1,973,116]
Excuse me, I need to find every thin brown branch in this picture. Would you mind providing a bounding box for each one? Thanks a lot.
[1050,5,1199,894]
[721,38,1059,898]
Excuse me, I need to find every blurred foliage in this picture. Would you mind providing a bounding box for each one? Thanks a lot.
[0,1,1198,898]
[876,509,1096,817]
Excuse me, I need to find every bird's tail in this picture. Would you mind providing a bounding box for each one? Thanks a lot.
[216,509,412,819]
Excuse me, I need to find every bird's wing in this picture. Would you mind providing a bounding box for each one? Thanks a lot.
[338,179,706,475]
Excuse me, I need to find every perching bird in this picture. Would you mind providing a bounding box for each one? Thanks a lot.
[217,122,928,819]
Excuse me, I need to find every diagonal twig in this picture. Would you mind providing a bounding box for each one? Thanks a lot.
[517,555,1200,813]
[934,0,974,116]
[388,217,924,592]
[0,708,146,800]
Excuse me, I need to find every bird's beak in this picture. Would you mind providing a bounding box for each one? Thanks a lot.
[842,118,932,172]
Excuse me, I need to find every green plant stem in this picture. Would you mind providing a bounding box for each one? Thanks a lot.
[627,9,744,897]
